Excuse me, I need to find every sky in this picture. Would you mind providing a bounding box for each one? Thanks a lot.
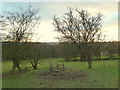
[1,2,118,42]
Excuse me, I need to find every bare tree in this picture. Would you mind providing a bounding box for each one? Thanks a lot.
[1,6,40,71]
[31,53,40,70]
[53,8,104,69]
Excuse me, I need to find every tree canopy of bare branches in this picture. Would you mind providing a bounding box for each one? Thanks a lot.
[1,5,41,71]
[1,5,40,42]
[53,8,104,69]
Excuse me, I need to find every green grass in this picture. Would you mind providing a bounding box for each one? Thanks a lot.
[2,58,118,88]
[2,61,13,74]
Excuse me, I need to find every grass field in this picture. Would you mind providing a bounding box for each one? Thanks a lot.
[2,58,118,88]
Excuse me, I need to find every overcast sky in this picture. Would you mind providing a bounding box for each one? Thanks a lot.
[1,2,118,42]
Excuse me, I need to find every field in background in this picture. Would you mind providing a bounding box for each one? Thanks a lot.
[2,58,118,88]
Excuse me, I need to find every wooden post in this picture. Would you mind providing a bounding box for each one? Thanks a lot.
[49,63,53,72]
[62,62,65,71]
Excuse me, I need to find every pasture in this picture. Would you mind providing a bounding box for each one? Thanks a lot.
[2,59,118,88]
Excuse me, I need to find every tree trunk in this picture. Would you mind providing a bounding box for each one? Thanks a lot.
[33,64,37,70]
[12,60,21,71]
[31,59,38,70]
[12,42,21,72]
[12,61,17,71]
[88,60,92,69]
[17,62,21,71]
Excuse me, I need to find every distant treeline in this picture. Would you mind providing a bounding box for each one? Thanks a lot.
[2,41,119,61]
